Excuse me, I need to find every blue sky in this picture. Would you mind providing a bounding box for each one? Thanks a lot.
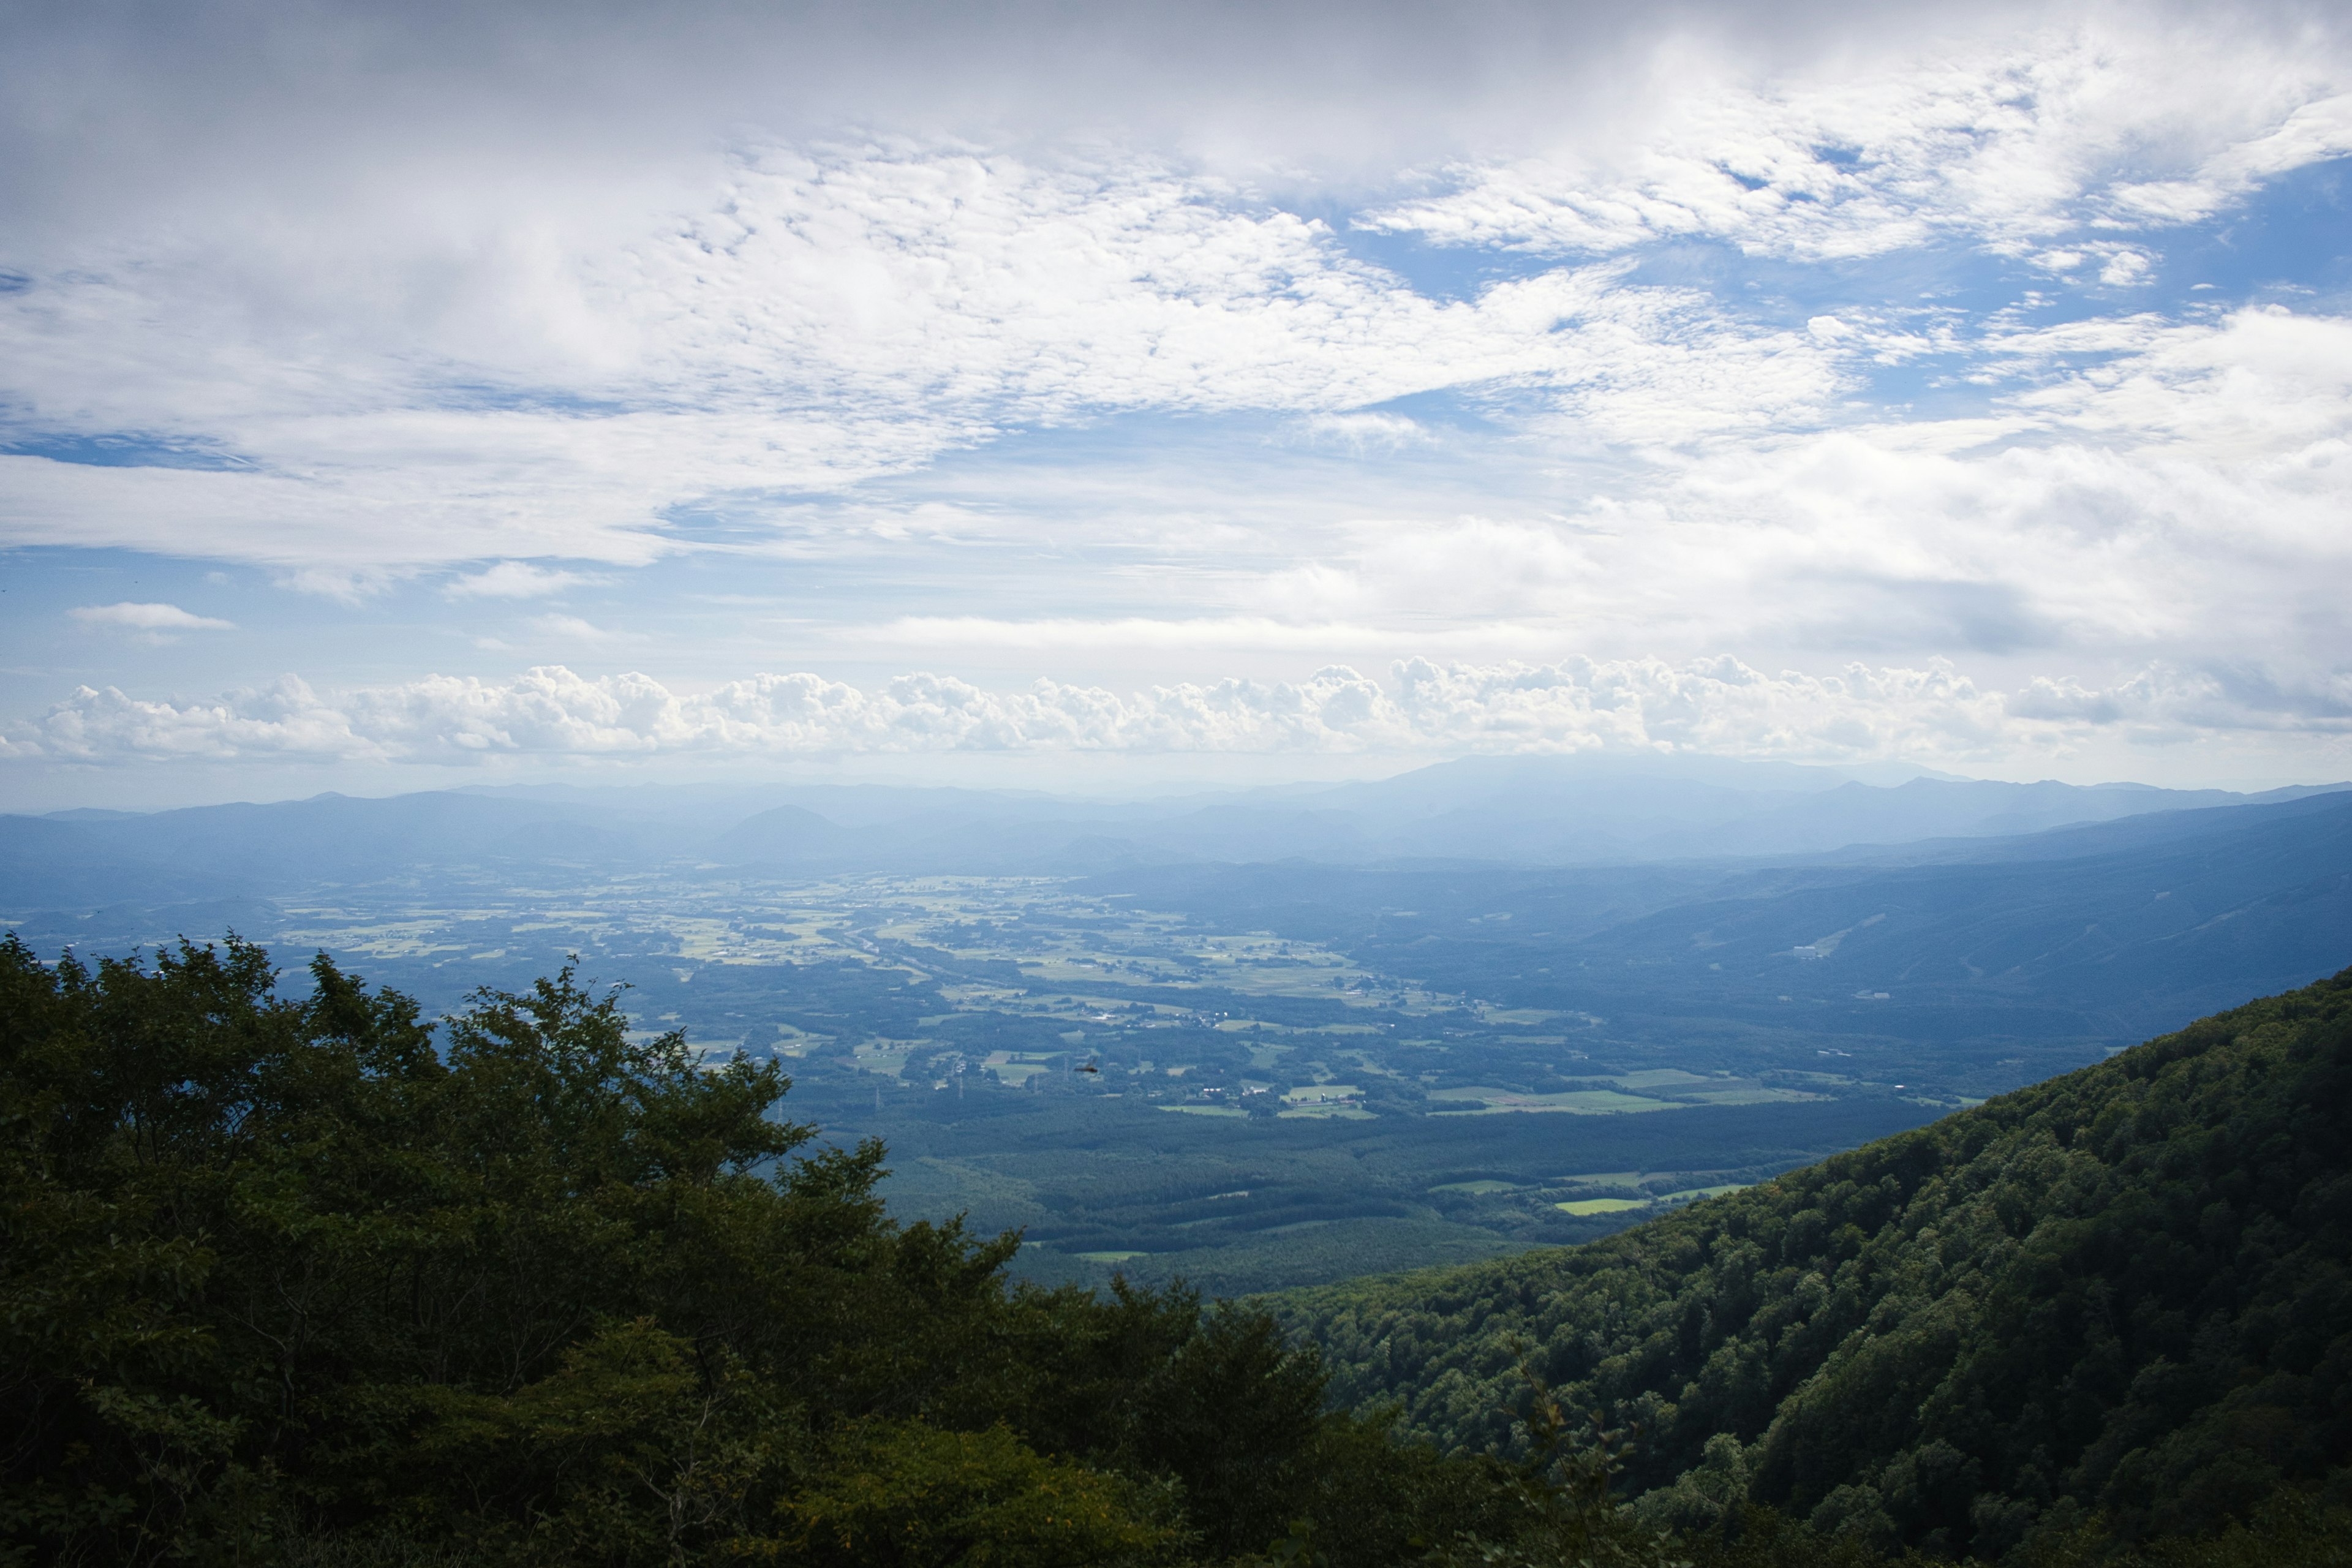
[4,0,2351,808]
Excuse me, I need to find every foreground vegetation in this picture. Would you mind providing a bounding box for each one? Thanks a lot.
[5,934,2348,1565]
[1275,965,2352,1561]
[0,934,1633,1566]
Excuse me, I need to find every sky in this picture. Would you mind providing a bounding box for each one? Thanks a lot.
[4,0,2351,809]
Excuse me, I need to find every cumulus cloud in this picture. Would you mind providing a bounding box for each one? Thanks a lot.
[2009,664,2352,734]
[69,601,235,631]
[9,655,2345,770]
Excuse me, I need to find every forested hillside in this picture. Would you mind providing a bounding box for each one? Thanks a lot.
[1274,966,2352,1560]
[8,933,2349,1566]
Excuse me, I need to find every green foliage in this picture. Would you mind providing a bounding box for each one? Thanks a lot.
[781,1420,1180,1566]
[1656,1483,2352,1568]
[1276,967,2352,1561]
[1417,1365,1685,1568]
[12,935,2347,1566]
[0,935,1517,1566]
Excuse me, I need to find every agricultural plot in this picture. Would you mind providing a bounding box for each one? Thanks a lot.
[17,867,1947,1292]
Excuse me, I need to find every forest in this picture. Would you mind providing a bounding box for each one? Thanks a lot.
[1277,962,2352,1559]
[4,932,2349,1565]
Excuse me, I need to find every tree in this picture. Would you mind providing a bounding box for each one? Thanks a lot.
[0,935,1499,1566]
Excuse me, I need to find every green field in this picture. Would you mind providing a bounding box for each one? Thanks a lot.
[75,870,1947,1292]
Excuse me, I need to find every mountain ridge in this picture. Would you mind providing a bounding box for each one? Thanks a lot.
[1268,964,2352,1558]
[5,764,2342,902]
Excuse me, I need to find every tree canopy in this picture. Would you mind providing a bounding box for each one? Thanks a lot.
[6,933,2347,1567]
[1276,967,2352,1561]
[0,935,1557,1566]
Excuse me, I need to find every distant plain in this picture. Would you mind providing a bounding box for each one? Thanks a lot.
[7,755,2348,1293]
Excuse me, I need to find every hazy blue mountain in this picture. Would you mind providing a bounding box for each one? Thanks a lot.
[1085,788,2352,1081]
[9,760,2334,907]
[0,790,651,903]
[1796,784,2352,866]
[1555,788,2352,1030]
[842,757,2326,868]
[1667,775,2295,858]
[708,804,851,865]
[480,755,2338,870]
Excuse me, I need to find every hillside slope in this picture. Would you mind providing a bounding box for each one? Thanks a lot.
[1272,967,2352,1559]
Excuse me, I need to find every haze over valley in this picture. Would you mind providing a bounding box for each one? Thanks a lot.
[11,755,2344,1294]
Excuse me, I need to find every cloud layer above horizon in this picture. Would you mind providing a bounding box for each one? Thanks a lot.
[4,0,2350,799]
[6,655,2321,772]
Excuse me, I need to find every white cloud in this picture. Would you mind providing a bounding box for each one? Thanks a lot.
[2109,92,2352,224]
[445,561,592,598]
[1528,304,2352,663]
[0,140,1856,570]
[1289,412,1431,451]
[2000,306,2352,455]
[0,38,2337,596]
[2095,248,2154,287]
[611,149,1845,443]
[1246,518,1596,622]
[4,676,359,761]
[863,616,1391,653]
[1362,32,2346,261]
[271,564,410,602]
[10,654,2346,770]
[2008,665,2352,736]
[0,12,2347,801]
[69,601,235,631]
[527,614,631,643]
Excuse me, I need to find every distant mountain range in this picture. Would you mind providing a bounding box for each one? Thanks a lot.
[9,763,2344,1088]
[3,756,2340,907]
[704,758,2340,872]
[1084,788,2352,1069]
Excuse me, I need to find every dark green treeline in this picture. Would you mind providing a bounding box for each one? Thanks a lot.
[6,933,2350,1567]
[1274,965,2352,1560]
[0,934,1676,1567]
